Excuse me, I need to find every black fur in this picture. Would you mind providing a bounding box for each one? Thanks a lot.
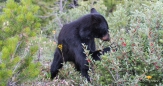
[50,8,110,81]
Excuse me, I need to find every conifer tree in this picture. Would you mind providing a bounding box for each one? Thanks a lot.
[0,0,41,85]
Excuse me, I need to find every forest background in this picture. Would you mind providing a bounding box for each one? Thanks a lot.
[0,0,163,86]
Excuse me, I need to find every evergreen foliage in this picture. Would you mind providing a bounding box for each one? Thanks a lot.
[0,0,41,85]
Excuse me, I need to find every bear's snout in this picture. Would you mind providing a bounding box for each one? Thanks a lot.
[101,34,110,41]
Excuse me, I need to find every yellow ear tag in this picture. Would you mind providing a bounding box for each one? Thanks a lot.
[58,44,63,51]
[146,76,152,80]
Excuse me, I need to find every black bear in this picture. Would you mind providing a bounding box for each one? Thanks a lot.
[90,47,111,61]
[50,8,110,81]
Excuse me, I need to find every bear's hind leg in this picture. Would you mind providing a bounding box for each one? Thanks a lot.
[80,66,90,81]
[50,49,63,80]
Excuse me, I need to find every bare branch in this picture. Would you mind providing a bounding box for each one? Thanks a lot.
[59,0,63,12]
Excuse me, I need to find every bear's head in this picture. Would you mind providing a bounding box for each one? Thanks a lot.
[79,8,110,41]
[90,8,110,41]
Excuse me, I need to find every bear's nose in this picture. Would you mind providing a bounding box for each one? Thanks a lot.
[101,34,110,41]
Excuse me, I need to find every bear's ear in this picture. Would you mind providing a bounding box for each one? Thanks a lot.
[91,8,99,14]
[91,14,99,24]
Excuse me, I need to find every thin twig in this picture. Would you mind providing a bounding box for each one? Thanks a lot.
[55,14,63,28]
[108,68,116,81]
[59,0,63,12]
[11,41,22,60]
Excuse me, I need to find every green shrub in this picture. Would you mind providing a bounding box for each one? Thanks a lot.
[0,0,41,85]
[46,0,163,85]
[85,0,163,85]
